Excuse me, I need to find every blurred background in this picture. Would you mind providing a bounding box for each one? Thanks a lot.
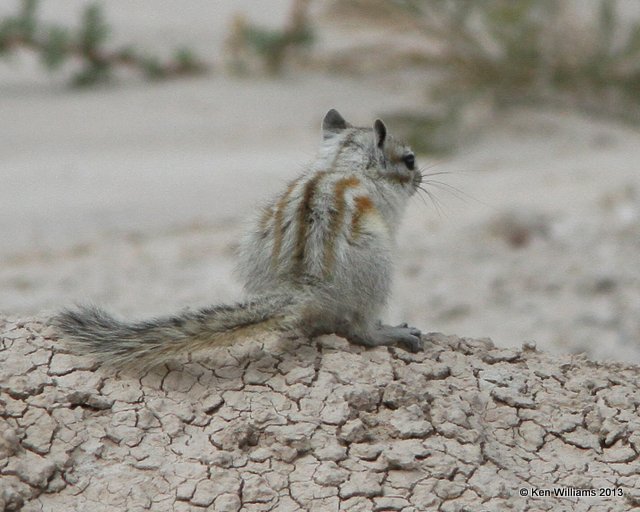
[1,0,639,362]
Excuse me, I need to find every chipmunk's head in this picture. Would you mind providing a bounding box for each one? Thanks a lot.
[321,109,421,196]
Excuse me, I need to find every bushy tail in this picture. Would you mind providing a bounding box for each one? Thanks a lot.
[53,294,298,368]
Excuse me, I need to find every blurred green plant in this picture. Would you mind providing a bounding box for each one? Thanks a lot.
[329,0,640,124]
[0,0,207,86]
[225,0,313,75]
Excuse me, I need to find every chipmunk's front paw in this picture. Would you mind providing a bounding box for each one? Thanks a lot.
[343,323,424,352]
[394,324,423,353]
[378,324,423,353]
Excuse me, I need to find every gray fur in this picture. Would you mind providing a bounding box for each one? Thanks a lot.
[237,109,423,352]
[55,109,423,369]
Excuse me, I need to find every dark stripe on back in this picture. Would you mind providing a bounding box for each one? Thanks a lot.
[293,170,328,275]
[271,178,299,267]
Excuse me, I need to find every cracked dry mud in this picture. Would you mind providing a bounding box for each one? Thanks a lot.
[1,317,639,512]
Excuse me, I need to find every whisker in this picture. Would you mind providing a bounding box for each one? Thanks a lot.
[419,160,447,172]
[423,179,494,209]
[414,187,430,208]
[414,159,494,217]
[430,191,448,219]
[417,185,447,219]
[419,165,493,176]
[420,170,456,179]
[423,180,471,203]
[418,187,441,217]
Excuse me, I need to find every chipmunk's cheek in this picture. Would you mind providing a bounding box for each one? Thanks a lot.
[387,171,413,187]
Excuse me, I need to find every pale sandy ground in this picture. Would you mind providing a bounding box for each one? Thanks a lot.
[2,1,640,362]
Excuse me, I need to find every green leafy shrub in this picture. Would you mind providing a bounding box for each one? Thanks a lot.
[329,0,640,123]
[225,0,313,75]
[0,0,207,86]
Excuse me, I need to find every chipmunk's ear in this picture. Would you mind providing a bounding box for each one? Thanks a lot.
[373,119,387,148]
[322,109,349,139]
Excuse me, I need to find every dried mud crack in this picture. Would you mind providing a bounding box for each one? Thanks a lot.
[1,316,639,511]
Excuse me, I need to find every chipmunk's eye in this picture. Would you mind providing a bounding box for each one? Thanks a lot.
[402,153,415,170]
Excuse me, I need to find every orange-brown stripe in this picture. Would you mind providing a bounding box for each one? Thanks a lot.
[293,171,329,274]
[350,195,376,241]
[271,178,299,267]
[323,176,361,272]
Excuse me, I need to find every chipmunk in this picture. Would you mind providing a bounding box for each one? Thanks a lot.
[54,109,424,368]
